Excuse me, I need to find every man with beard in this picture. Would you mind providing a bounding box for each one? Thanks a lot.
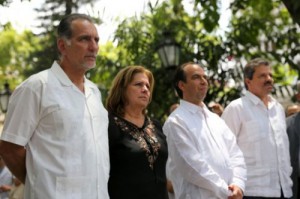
[0,14,109,199]
[222,58,293,199]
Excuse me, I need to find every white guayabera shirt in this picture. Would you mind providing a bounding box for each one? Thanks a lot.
[1,61,110,199]
[222,91,293,198]
[163,99,246,199]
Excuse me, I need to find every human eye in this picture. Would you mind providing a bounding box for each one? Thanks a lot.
[134,82,143,87]
[145,83,150,90]
[191,74,200,80]
[259,74,268,79]
[94,37,99,43]
[192,74,207,80]
[80,35,95,42]
[134,82,150,90]
[78,35,89,42]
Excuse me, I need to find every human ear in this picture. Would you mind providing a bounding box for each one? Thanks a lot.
[178,80,185,91]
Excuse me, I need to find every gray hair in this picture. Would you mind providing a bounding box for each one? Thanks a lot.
[56,13,94,59]
[57,13,94,40]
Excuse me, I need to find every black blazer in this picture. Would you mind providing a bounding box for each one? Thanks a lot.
[286,112,300,199]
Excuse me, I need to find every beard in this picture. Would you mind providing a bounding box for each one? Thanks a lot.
[82,60,96,70]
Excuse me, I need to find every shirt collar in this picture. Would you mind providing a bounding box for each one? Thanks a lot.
[50,61,97,97]
[50,61,74,87]
[179,99,209,115]
[245,90,276,109]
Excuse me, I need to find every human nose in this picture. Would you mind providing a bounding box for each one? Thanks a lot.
[89,40,99,51]
[265,74,274,83]
[141,85,149,92]
[267,74,273,80]
[200,76,208,84]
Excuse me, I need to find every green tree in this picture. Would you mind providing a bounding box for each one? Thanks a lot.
[1,0,299,120]
[226,0,300,87]
[88,0,232,120]
[25,0,101,76]
[0,23,41,89]
[88,0,300,121]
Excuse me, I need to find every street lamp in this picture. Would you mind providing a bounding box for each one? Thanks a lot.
[0,82,11,113]
[156,31,180,69]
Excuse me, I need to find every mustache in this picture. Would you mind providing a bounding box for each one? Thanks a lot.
[264,81,273,87]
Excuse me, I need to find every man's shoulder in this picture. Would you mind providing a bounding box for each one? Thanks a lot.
[16,69,51,91]
[169,106,188,117]
[228,97,243,105]
[286,113,300,138]
[30,69,51,81]
[164,107,182,121]
[224,97,244,111]
[287,112,300,124]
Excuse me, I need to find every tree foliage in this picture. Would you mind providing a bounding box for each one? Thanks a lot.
[0,23,41,89]
[89,0,300,121]
[24,0,101,76]
[227,0,300,78]
[1,0,299,121]
[86,0,241,120]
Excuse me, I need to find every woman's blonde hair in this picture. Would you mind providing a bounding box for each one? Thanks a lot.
[106,65,154,116]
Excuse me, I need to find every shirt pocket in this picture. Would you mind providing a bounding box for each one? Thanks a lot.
[52,108,82,140]
[240,120,264,143]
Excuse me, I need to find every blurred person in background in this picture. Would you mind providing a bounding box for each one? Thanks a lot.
[286,82,300,199]
[285,104,300,117]
[8,177,24,199]
[0,157,13,199]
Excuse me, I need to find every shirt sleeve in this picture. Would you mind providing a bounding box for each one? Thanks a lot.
[221,103,242,137]
[163,117,229,199]
[1,81,41,146]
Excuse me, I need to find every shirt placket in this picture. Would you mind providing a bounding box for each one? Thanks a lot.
[85,88,101,198]
[202,109,229,167]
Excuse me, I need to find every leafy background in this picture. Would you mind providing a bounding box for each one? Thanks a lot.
[0,0,299,121]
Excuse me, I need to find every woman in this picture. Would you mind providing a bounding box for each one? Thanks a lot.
[106,66,168,199]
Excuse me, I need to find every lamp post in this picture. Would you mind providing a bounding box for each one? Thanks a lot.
[0,82,11,114]
[156,31,181,69]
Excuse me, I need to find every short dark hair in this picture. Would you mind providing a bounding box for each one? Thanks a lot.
[57,13,94,40]
[173,62,204,99]
[244,58,270,90]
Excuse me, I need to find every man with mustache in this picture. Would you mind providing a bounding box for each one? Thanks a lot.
[222,58,293,199]
[0,14,109,199]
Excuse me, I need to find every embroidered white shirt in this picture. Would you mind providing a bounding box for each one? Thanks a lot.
[222,91,293,198]
[1,61,109,199]
[163,100,246,199]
